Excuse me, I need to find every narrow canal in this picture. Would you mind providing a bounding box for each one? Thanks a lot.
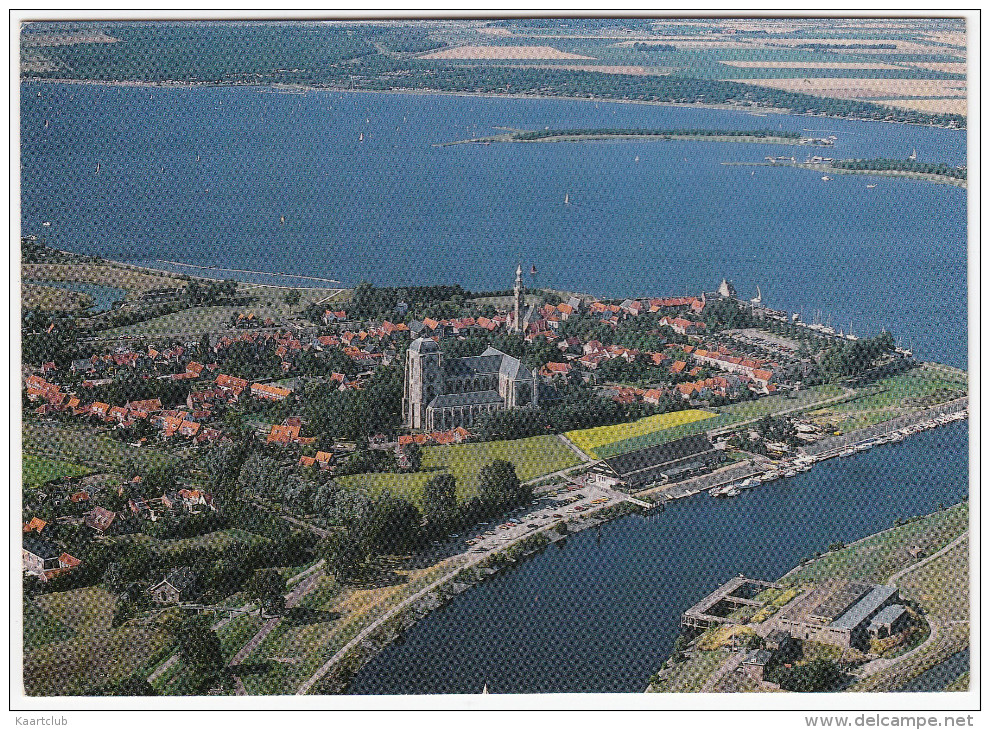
[349,421,969,694]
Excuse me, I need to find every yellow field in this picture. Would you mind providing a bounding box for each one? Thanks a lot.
[720,61,904,70]
[566,409,716,458]
[908,62,968,74]
[736,77,966,100]
[882,98,969,116]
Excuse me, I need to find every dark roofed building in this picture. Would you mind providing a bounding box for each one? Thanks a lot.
[776,580,902,650]
[22,535,62,576]
[589,434,725,490]
[868,604,912,639]
[403,338,537,431]
[149,567,200,604]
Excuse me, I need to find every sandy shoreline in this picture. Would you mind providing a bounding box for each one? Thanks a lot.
[25,76,965,130]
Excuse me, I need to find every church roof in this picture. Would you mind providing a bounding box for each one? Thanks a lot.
[428,390,505,409]
[446,353,503,376]
[408,337,439,354]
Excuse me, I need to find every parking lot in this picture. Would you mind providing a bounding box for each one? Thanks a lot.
[456,483,623,555]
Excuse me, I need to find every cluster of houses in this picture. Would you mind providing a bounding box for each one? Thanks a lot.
[21,478,217,582]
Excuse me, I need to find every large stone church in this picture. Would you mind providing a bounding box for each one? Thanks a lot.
[402,338,539,431]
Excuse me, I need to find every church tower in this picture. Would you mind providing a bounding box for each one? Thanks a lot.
[403,337,443,430]
[512,264,524,334]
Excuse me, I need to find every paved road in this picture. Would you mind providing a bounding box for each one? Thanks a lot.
[295,485,634,695]
[886,531,968,587]
[229,569,324,695]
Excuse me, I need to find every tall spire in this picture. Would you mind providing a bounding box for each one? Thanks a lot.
[513,264,524,335]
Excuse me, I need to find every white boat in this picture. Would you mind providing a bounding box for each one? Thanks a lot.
[564,193,570,205]
[784,470,797,478]
[867,184,877,188]
[821,175,831,181]
[725,488,742,497]
[95,163,101,174]
[42,221,51,227]
[359,132,364,142]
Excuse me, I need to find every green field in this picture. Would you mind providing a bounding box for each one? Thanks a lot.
[782,502,969,586]
[337,435,579,505]
[23,421,182,475]
[715,383,847,422]
[23,586,171,696]
[104,287,339,338]
[808,366,968,433]
[23,601,75,649]
[22,453,92,488]
[566,409,718,459]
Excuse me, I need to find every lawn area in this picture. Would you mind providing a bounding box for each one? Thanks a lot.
[649,648,729,693]
[782,502,968,586]
[807,366,968,434]
[109,528,271,559]
[240,558,457,695]
[23,586,171,696]
[103,286,334,338]
[23,420,181,474]
[566,409,718,459]
[715,383,847,421]
[337,435,579,504]
[23,600,75,649]
[21,262,186,295]
[22,453,91,488]
[848,536,970,693]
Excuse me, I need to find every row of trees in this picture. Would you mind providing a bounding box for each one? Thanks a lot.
[513,128,802,140]
[830,158,967,180]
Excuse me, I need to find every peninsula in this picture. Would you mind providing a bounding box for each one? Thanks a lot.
[439,128,832,147]
[726,157,968,188]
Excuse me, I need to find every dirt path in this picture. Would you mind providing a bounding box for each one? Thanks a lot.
[700,652,747,692]
[229,570,324,695]
[886,531,968,586]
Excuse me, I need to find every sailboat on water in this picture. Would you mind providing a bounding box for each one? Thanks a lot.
[359,132,364,142]
[280,216,285,225]
[564,193,570,205]
[95,163,101,175]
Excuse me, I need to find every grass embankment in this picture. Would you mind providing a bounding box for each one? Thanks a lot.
[23,420,182,475]
[715,383,848,422]
[237,558,457,695]
[23,586,172,695]
[782,502,968,587]
[337,435,579,505]
[21,282,95,311]
[806,365,968,434]
[446,128,808,147]
[21,262,187,296]
[22,453,92,488]
[566,409,717,459]
[736,162,968,188]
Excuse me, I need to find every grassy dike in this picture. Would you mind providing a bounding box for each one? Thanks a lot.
[646,502,969,693]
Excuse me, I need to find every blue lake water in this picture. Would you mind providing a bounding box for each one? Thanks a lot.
[349,421,968,694]
[21,82,967,367]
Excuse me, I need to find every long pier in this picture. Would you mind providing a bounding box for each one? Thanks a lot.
[155,259,341,285]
